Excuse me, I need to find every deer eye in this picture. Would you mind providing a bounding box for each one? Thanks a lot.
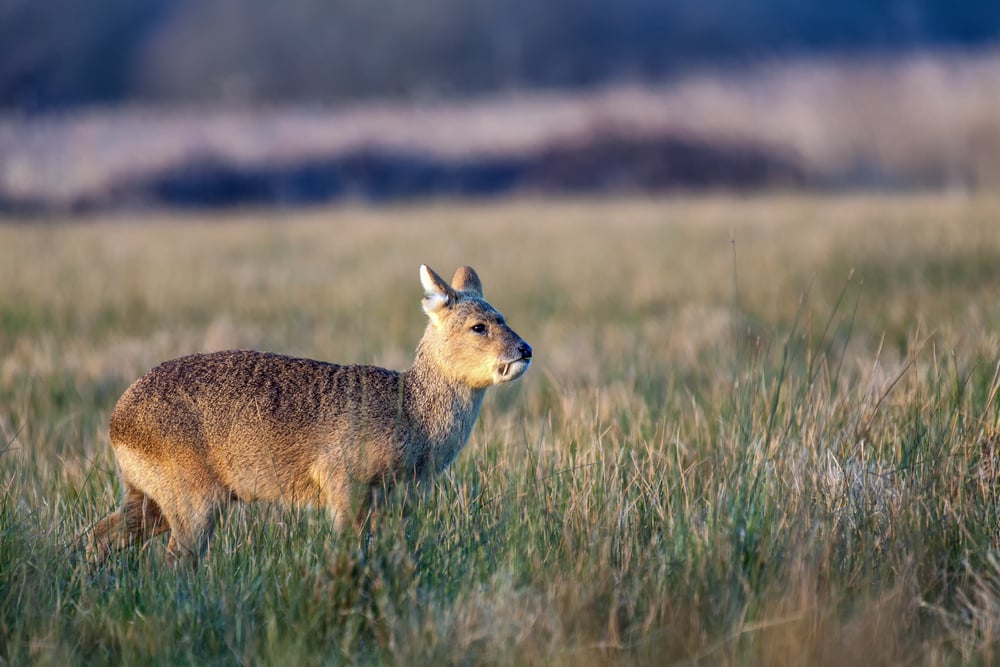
[470,323,487,335]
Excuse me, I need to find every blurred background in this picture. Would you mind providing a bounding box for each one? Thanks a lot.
[2,0,1000,213]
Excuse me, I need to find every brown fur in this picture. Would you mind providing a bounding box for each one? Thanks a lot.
[84,265,531,563]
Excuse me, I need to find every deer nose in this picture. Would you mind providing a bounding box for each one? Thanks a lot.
[518,341,532,359]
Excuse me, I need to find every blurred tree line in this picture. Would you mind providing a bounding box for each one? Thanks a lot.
[3,0,1000,109]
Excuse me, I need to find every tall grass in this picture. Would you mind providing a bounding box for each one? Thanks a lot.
[2,194,1000,664]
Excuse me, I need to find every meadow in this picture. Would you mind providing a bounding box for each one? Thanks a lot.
[2,194,1000,665]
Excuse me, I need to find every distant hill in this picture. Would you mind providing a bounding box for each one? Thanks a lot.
[3,0,1000,109]
[4,52,1000,213]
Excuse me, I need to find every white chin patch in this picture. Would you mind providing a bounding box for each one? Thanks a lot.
[494,358,531,383]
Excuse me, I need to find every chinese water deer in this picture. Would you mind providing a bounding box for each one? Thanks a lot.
[85,264,532,563]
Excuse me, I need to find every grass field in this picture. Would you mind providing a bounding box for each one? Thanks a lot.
[2,194,1000,665]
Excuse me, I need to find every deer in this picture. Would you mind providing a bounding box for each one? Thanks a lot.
[84,264,532,564]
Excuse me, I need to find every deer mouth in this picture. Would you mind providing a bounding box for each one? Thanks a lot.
[496,354,532,383]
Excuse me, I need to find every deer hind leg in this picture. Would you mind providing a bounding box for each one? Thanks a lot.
[159,490,227,566]
[123,485,170,544]
[326,480,379,536]
[113,446,229,565]
[86,484,169,562]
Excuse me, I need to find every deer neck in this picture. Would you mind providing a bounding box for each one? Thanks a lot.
[402,345,486,459]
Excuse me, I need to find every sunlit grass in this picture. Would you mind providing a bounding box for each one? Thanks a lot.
[2,194,1000,664]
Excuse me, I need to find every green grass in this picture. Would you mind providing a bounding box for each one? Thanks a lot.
[3,195,1000,665]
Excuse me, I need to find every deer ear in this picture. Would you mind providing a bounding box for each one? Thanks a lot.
[451,266,483,297]
[420,264,455,318]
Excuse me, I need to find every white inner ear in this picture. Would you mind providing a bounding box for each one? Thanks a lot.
[420,264,451,316]
[422,292,449,315]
